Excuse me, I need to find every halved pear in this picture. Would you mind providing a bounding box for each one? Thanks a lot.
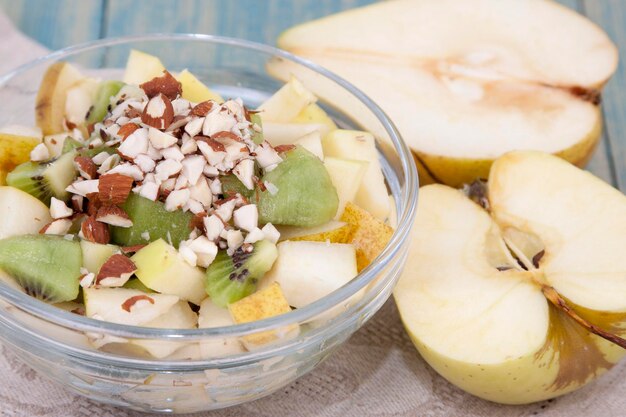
[35,62,84,135]
[395,151,626,404]
[276,0,618,187]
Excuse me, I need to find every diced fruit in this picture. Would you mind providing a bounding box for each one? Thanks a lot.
[258,77,316,122]
[132,239,207,305]
[341,202,394,271]
[124,278,153,293]
[205,240,278,307]
[64,78,99,128]
[323,130,389,220]
[258,146,338,226]
[177,69,224,103]
[43,133,70,158]
[35,62,84,135]
[292,103,337,131]
[263,241,357,308]
[6,150,78,204]
[278,220,353,243]
[295,130,324,160]
[110,193,194,249]
[263,122,330,147]
[221,174,253,200]
[123,50,166,85]
[0,186,51,239]
[61,137,82,154]
[80,240,119,274]
[249,113,264,145]
[0,133,41,184]
[277,0,618,187]
[131,301,198,358]
[84,287,179,325]
[324,157,368,217]
[86,80,125,124]
[198,298,244,357]
[228,282,297,348]
[0,235,81,302]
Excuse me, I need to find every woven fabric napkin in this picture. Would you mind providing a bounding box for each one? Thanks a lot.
[2,11,626,417]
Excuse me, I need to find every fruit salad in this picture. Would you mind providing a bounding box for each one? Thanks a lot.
[0,50,395,358]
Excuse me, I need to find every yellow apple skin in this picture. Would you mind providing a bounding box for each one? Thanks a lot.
[414,110,602,187]
[404,322,625,405]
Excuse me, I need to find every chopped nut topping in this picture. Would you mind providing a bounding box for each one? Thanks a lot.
[40,219,72,235]
[98,173,134,205]
[117,123,140,139]
[140,70,182,100]
[96,206,133,228]
[30,143,50,162]
[74,156,98,180]
[190,101,214,117]
[49,197,73,219]
[141,93,174,130]
[81,215,110,244]
[121,294,155,312]
[96,254,136,287]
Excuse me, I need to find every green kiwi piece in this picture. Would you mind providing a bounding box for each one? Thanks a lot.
[205,240,278,307]
[0,235,82,303]
[62,137,83,154]
[6,150,78,204]
[250,113,264,145]
[86,80,125,124]
[124,278,154,293]
[221,174,254,200]
[110,193,194,249]
[258,146,338,227]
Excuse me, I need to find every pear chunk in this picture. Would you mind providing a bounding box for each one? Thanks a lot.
[276,0,618,186]
[395,151,626,404]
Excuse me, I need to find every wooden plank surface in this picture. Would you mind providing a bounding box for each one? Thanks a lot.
[0,0,103,51]
[0,0,622,188]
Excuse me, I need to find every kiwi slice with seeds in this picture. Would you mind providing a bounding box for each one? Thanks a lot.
[6,150,78,204]
[86,80,125,125]
[0,235,82,303]
[205,240,278,307]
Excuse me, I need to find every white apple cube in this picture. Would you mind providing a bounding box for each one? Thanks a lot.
[198,299,244,358]
[324,157,368,218]
[132,239,208,305]
[258,77,317,122]
[295,130,324,160]
[80,240,119,274]
[263,241,358,308]
[123,49,166,85]
[0,186,51,239]
[132,301,199,359]
[323,130,390,221]
[83,287,179,326]
[262,122,330,147]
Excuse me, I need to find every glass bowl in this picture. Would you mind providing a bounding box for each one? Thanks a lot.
[0,34,418,414]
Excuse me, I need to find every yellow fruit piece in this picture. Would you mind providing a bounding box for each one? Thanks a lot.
[177,69,224,103]
[0,133,40,184]
[292,103,337,131]
[341,202,394,271]
[123,49,165,85]
[228,282,296,347]
[279,220,354,243]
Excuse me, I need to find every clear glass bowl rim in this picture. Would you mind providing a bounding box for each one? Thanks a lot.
[0,33,418,341]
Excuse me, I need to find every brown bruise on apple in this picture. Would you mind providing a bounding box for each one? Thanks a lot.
[537,304,613,391]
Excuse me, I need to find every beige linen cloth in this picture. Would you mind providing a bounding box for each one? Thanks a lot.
[1,12,626,417]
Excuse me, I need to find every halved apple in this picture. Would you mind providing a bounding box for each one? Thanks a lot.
[276,0,618,186]
[395,151,626,404]
[35,62,84,135]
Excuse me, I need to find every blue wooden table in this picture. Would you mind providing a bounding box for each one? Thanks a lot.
[0,0,624,190]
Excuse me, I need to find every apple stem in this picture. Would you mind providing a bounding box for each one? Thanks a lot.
[542,285,626,350]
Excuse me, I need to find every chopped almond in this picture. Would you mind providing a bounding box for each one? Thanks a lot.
[96,254,137,287]
[141,93,174,130]
[117,123,140,139]
[98,173,134,205]
[81,215,110,244]
[96,206,133,228]
[74,156,98,180]
[140,70,182,100]
[121,295,155,312]
[190,100,214,117]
